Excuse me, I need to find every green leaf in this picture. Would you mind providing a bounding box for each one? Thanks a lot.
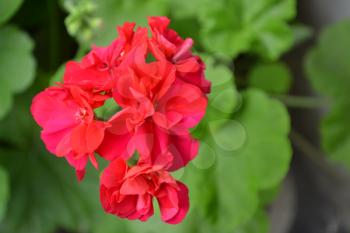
[126,213,193,233]
[305,20,350,169]
[0,26,36,93]
[209,119,247,152]
[0,0,23,25]
[0,166,9,221]
[213,89,291,230]
[94,98,120,121]
[291,24,313,47]
[233,210,269,233]
[306,21,350,99]
[203,55,233,88]
[0,85,12,120]
[203,55,238,114]
[50,63,65,85]
[233,89,291,189]
[178,0,296,60]
[184,89,291,232]
[92,213,131,233]
[92,0,168,46]
[0,94,100,233]
[63,0,102,46]
[0,147,101,233]
[248,62,292,94]
[0,92,36,148]
[0,26,36,120]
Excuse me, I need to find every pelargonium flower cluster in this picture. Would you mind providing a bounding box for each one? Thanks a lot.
[31,16,210,224]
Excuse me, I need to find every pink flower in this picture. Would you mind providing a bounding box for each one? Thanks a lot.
[31,84,109,180]
[100,158,189,224]
[148,16,211,94]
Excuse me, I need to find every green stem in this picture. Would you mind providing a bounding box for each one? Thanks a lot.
[273,94,329,109]
[290,130,341,180]
[75,44,89,59]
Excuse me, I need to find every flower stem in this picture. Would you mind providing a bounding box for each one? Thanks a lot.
[273,94,329,109]
[289,130,341,180]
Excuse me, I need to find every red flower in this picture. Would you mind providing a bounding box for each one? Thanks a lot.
[31,84,109,180]
[100,158,189,224]
[97,48,207,170]
[64,22,148,93]
[148,16,211,94]
[31,16,211,224]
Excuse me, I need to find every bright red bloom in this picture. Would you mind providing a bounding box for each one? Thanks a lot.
[100,158,189,224]
[64,22,148,93]
[31,84,109,180]
[97,47,207,170]
[148,16,211,94]
[31,16,211,224]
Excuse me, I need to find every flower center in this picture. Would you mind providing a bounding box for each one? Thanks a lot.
[75,107,89,122]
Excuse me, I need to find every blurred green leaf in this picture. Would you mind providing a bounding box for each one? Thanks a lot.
[234,89,291,189]
[0,26,36,92]
[91,95,286,233]
[248,62,292,94]
[0,85,12,120]
[0,166,9,221]
[62,0,102,46]
[203,55,233,88]
[0,148,100,233]
[291,24,313,47]
[305,21,350,100]
[305,20,350,169]
[0,26,36,120]
[0,94,100,233]
[126,213,193,233]
[92,212,131,233]
[0,0,23,25]
[173,0,296,60]
[212,89,291,231]
[0,92,36,148]
[209,119,246,152]
[202,54,239,115]
[92,0,168,46]
[233,210,269,233]
[94,98,120,121]
[259,185,281,206]
[50,62,65,85]
[181,89,291,232]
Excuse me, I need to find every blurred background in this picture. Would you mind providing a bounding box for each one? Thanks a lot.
[0,0,350,233]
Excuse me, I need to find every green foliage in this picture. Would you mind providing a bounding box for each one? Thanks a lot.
[0,166,9,221]
[0,26,36,119]
[0,0,299,232]
[94,98,121,121]
[0,0,23,25]
[0,94,100,233]
[63,0,296,61]
[204,55,238,115]
[248,62,292,94]
[62,0,102,46]
[93,0,168,46]
[305,20,350,168]
[172,0,296,60]
[50,63,66,85]
[212,89,291,230]
[91,90,291,233]
[233,210,269,233]
[291,24,313,47]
